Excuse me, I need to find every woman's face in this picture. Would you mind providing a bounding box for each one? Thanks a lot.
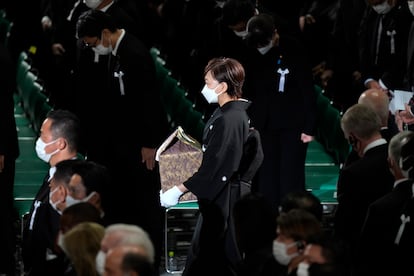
[204,71,219,89]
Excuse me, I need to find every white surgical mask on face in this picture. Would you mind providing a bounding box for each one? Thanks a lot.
[408,1,414,16]
[93,33,112,55]
[201,84,224,104]
[272,240,299,265]
[297,262,310,276]
[95,250,106,275]
[49,187,62,214]
[372,1,392,14]
[257,40,274,55]
[36,137,59,163]
[234,29,248,39]
[66,191,96,208]
[83,0,103,9]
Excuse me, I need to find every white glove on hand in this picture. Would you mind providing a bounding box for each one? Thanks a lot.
[159,186,183,208]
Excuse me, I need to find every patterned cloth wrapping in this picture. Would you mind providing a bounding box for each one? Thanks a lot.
[156,126,202,202]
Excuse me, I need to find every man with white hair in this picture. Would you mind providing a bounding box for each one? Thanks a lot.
[356,130,414,275]
[96,224,155,275]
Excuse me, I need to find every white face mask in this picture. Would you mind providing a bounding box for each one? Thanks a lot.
[95,250,106,275]
[272,240,299,265]
[297,262,310,276]
[201,84,224,104]
[49,187,62,214]
[408,1,414,16]
[36,137,59,163]
[257,40,274,55]
[233,29,248,39]
[83,0,103,9]
[66,191,96,208]
[93,33,112,55]
[372,1,392,14]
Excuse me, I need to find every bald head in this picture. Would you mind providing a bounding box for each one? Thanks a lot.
[358,88,389,127]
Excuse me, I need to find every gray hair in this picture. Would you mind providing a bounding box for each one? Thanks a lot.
[341,104,381,139]
[389,131,414,163]
[105,223,155,263]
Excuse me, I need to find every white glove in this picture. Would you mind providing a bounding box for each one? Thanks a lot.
[160,186,183,208]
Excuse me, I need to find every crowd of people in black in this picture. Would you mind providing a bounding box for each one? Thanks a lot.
[1,0,414,275]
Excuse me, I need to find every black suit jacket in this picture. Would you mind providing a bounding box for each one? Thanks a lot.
[403,21,414,90]
[359,5,412,89]
[0,43,19,161]
[243,35,317,136]
[356,180,414,276]
[0,37,19,275]
[22,173,63,275]
[334,143,394,256]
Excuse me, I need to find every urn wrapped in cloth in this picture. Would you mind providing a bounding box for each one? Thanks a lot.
[155,126,202,202]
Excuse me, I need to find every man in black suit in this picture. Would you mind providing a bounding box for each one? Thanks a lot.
[343,88,398,169]
[334,103,395,270]
[0,42,19,275]
[320,0,367,111]
[358,88,399,142]
[76,10,169,272]
[359,0,412,91]
[243,13,317,212]
[22,109,81,275]
[355,130,414,276]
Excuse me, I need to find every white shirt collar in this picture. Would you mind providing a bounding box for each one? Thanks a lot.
[48,166,56,182]
[363,138,387,155]
[393,178,410,189]
[112,29,125,56]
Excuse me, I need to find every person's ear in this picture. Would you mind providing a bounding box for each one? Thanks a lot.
[348,133,358,147]
[89,192,100,205]
[220,82,228,93]
[57,138,67,150]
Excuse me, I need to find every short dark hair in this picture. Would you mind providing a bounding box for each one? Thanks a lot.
[47,109,81,152]
[279,190,323,222]
[246,13,275,48]
[54,159,84,187]
[71,160,110,196]
[221,0,256,26]
[204,57,245,98]
[121,252,154,276]
[60,202,102,233]
[76,9,117,39]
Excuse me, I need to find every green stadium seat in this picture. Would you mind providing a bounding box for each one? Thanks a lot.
[314,85,350,165]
